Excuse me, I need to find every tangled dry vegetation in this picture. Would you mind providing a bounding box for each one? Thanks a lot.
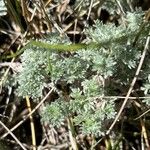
[0,0,150,150]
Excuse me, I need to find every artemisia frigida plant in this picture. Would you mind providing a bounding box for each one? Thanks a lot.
[17,9,150,148]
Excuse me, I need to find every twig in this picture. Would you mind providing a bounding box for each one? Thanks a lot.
[2,87,12,117]
[67,117,78,150]
[126,0,134,12]
[37,142,69,150]
[1,88,54,139]
[26,96,36,150]
[0,120,27,150]
[0,62,22,73]
[141,118,149,148]
[115,0,126,15]
[134,108,150,120]
[134,102,150,148]
[87,0,94,20]
[106,33,150,135]
[90,137,104,150]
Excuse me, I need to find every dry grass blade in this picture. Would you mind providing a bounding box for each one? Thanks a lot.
[1,88,54,139]
[0,120,27,150]
[26,96,36,150]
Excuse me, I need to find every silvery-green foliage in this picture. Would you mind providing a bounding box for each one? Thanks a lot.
[91,52,116,78]
[86,12,144,44]
[42,85,116,135]
[17,33,70,98]
[0,0,7,16]
[69,81,116,135]
[42,76,115,135]
[142,97,150,106]
[73,99,116,135]
[17,11,150,135]
[77,48,116,78]
[81,77,103,97]
[17,46,49,98]
[86,21,124,43]
[50,54,88,83]
[42,75,116,135]
[42,100,67,127]
[85,11,149,86]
